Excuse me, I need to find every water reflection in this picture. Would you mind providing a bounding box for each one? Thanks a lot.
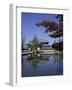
[22,53,63,77]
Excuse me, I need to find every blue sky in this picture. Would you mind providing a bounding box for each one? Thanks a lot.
[21,12,60,45]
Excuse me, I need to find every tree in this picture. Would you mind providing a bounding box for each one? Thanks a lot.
[35,15,63,37]
[27,36,39,52]
[21,32,25,52]
[35,14,63,51]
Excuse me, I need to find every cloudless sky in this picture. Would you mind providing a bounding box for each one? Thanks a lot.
[21,12,60,45]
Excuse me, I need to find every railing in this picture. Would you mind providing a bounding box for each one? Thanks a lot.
[22,51,38,55]
[22,49,61,55]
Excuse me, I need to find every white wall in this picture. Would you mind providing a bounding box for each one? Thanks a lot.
[0,0,72,89]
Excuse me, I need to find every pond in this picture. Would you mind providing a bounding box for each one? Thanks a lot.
[21,53,63,77]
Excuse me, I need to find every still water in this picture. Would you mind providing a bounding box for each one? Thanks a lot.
[21,53,63,77]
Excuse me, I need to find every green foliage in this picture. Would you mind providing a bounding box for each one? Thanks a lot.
[21,32,25,52]
[27,36,39,52]
[52,41,63,51]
